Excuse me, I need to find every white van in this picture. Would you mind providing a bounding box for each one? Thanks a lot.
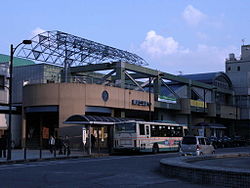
[179,136,215,156]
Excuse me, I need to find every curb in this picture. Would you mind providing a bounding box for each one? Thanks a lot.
[0,153,110,165]
[160,153,250,187]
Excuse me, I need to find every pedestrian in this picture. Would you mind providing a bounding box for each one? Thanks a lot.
[91,134,96,149]
[0,134,7,158]
[63,135,71,156]
[57,136,63,155]
[49,135,56,154]
[0,135,4,158]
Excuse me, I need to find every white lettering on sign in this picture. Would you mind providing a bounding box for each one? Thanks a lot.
[132,100,150,106]
[82,127,87,144]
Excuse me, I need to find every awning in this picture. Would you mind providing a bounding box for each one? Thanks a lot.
[208,123,227,129]
[194,122,226,129]
[64,115,129,125]
[25,106,58,113]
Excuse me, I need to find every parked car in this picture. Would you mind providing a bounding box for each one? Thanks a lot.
[208,136,219,149]
[218,136,233,148]
[179,136,215,156]
[231,136,246,147]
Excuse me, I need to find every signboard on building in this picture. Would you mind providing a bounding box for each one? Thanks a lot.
[190,99,207,108]
[158,95,177,104]
[132,99,150,106]
[42,127,49,139]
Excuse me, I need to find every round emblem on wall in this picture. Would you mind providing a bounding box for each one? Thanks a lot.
[102,90,109,102]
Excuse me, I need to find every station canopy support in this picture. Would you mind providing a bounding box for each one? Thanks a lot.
[17,30,148,67]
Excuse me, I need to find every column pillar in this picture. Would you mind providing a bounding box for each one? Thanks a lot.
[114,62,126,88]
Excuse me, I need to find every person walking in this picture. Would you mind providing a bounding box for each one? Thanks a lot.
[63,135,71,156]
[91,134,96,149]
[57,136,63,155]
[0,134,7,158]
[49,135,56,154]
[0,135,4,158]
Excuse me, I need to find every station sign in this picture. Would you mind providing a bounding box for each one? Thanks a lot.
[132,99,150,106]
[82,127,87,145]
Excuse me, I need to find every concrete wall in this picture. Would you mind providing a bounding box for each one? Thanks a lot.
[220,105,237,119]
[207,103,216,117]
[0,89,8,104]
[179,98,190,114]
[23,83,154,128]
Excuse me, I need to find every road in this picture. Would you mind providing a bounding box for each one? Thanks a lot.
[0,147,248,188]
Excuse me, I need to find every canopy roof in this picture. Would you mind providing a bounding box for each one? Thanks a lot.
[194,122,226,129]
[17,30,148,67]
[64,115,130,125]
[181,72,232,88]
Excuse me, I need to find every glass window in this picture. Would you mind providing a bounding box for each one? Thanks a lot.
[182,137,196,145]
[205,138,210,145]
[169,126,183,137]
[150,125,158,137]
[115,122,136,133]
[47,79,55,83]
[198,138,205,145]
[0,75,4,90]
[146,126,149,135]
[139,124,145,135]
[184,129,188,136]
[150,125,183,137]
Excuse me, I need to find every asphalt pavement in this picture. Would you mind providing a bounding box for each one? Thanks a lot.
[0,152,217,187]
[0,146,249,187]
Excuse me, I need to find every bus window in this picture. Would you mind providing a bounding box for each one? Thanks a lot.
[115,122,136,133]
[184,128,188,136]
[151,125,158,137]
[146,126,150,135]
[170,126,183,137]
[151,125,167,137]
[139,124,145,135]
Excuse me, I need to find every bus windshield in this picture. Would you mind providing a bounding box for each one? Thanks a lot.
[115,122,136,133]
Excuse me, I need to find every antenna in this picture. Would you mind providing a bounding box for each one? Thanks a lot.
[242,38,246,45]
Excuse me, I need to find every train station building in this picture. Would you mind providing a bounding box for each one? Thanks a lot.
[0,30,249,150]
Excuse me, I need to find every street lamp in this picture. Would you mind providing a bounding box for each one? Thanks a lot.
[7,40,32,160]
[148,77,152,121]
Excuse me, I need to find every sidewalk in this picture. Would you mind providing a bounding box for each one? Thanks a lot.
[0,149,109,164]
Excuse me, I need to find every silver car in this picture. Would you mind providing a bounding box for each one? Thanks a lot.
[179,136,215,156]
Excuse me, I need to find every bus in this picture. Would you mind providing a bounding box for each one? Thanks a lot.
[113,120,187,153]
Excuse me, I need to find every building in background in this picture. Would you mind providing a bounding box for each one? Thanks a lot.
[0,54,35,147]
[226,45,250,137]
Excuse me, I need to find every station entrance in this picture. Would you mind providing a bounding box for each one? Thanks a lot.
[64,115,127,154]
[25,111,59,148]
[88,125,113,153]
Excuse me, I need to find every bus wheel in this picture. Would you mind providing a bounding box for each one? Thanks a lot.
[152,144,159,154]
